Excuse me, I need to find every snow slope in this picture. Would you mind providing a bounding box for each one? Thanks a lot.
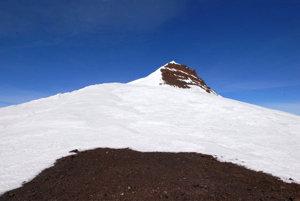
[128,62,167,85]
[0,83,300,194]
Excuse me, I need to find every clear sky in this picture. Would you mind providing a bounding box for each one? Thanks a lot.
[0,0,299,115]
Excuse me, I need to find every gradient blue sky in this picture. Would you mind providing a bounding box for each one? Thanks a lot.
[0,0,300,115]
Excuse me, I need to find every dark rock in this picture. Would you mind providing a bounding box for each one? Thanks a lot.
[7,192,14,197]
[160,62,218,95]
[69,149,79,153]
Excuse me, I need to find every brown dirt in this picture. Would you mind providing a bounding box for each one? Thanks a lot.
[1,148,300,201]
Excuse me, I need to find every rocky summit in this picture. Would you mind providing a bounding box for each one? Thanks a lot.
[160,61,217,94]
[129,61,218,95]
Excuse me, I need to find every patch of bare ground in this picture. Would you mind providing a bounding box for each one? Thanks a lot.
[1,148,300,200]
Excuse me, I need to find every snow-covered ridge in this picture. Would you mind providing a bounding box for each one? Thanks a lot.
[0,82,300,194]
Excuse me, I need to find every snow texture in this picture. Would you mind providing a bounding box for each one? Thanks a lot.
[0,82,300,194]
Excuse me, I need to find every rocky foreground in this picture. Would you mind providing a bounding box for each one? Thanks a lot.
[1,148,300,201]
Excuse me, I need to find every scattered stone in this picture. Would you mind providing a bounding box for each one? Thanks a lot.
[7,192,14,197]
[69,149,79,153]
[192,183,200,187]
[199,190,206,196]
[280,185,287,190]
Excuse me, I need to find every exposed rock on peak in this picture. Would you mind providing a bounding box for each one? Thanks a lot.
[160,62,217,95]
[129,61,218,95]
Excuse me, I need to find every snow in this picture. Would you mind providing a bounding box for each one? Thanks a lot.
[169,60,179,64]
[128,66,163,86]
[0,83,300,194]
[128,61,174,86]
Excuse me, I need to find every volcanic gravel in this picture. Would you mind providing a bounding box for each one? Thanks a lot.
[1,148,300,201]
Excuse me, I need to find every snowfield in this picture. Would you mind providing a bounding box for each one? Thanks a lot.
[0,83,300,194]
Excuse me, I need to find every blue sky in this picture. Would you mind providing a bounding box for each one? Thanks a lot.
[0,0,300,115]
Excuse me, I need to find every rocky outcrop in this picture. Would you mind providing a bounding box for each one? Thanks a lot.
[160,61,217,95]
[128,61,218,95]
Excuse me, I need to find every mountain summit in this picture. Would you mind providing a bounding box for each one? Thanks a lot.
[129,61,218,95]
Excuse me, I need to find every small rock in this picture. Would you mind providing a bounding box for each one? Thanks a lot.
[8,192,14,197]
[280,185,287,190]
[192,183,200,187]
[199,191,206,196]
[69,149,79,153]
